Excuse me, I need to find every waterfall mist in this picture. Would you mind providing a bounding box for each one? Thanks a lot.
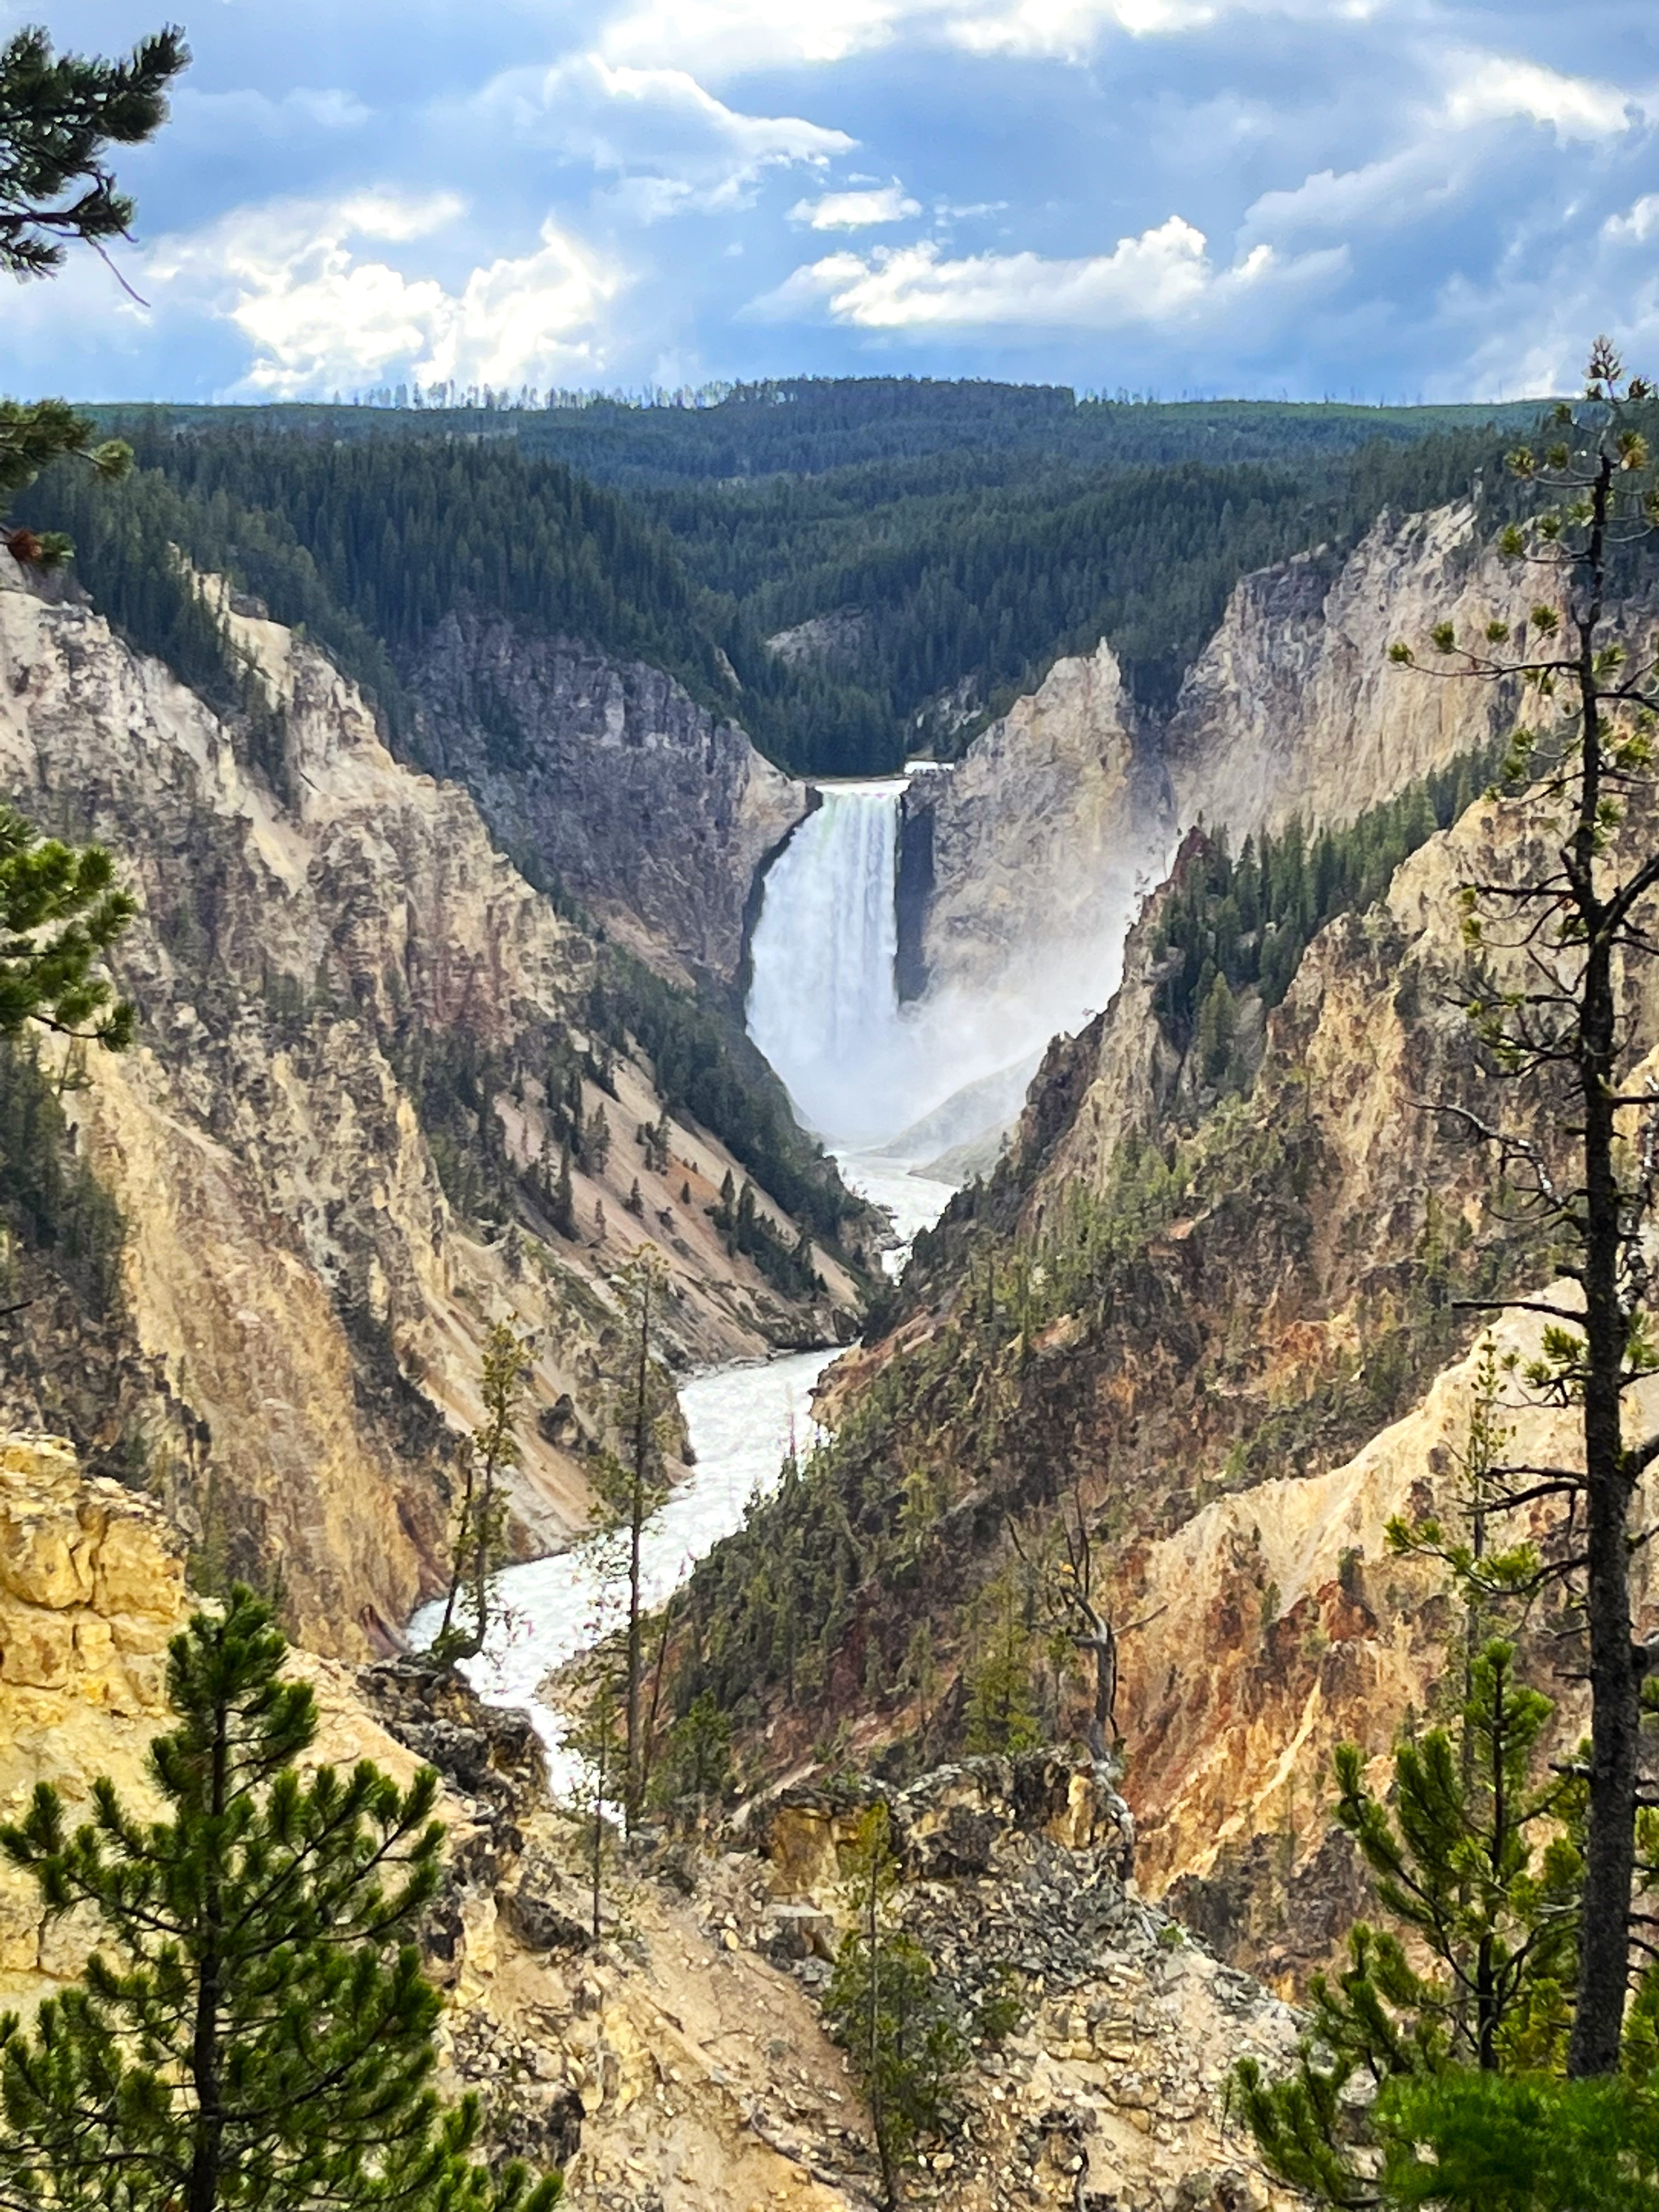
[746,777,1142,1160]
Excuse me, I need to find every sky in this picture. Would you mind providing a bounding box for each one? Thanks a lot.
[5,0,1658,405]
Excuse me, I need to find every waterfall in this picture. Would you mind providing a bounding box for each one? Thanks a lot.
[746,780,907,1149]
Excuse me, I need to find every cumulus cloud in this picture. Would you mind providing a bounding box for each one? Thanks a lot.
[790,184,922,228]
[1441,52,1646,143]
[597,0,1383,75]
[146,193,622,398]
[460,54,853,220]
[749,215,1343,332]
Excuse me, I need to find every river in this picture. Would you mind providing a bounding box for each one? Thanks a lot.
[411,777,960,1776]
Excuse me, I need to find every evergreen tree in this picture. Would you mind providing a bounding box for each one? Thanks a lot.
[1235,1635,1582,2204]
[653,1689,732,1826]
[963,1569,1041,1756]
[587,1254,673,1828]
[1391,340,1659,2071]
[0,24,187,1065]
[432,1321,532,1666]
[823,1803,966,2211]
[0,1587,561,2212]
[0,806,134,1051]
[551,1140,575,1240]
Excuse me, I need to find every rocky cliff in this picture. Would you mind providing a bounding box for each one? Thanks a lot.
[0,565,855,1656]
[685,733,1659,1982]
[905,641,1166,1007]
[0,1432,1300,2212]
[412,613,806,985]
[906,498,1530,1021]
[1163,501,1531,839]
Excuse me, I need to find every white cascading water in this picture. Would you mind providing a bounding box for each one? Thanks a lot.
[414,780,968,1762]
[746,781,910,1152]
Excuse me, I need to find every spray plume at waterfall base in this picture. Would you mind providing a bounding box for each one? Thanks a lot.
[746,777,1142,1168]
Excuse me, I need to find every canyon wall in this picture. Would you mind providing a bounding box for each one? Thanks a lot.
[910,497,1531,1014]
[1163,501,1532,838]
[906,641,1165,1006]
[0,566,853,1656]
[704,753,1659,1982]
[413,613,806,985]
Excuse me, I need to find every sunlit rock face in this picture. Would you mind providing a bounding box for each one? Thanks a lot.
[0,567,844,1657]
[911,640,1162,1011]
[1163,501,1532,839]
[413,611,807,985]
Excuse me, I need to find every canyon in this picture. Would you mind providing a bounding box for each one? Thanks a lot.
[0,561,860,1658]
[0,446,1639,2205]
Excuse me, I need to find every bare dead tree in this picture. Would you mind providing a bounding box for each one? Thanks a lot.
[1011,1484,1164,1759]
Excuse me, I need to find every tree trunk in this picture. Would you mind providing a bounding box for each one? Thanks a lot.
[1567,470,1639,2078]
[187,1681,230,2212]
[1569,988,1640,2074]
[625,1271,652,1829]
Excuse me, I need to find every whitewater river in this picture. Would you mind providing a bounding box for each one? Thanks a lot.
[409,1346,838,1782]
[411,776,963,1776]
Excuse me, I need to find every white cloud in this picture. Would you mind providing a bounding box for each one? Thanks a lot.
[461,54,852,219]
[594,0,1362,75]
[749,214,1344,330]
[790,184,922,229]
[1442,53,1645,143]
[171,83,373,138]
[145,194,622,398]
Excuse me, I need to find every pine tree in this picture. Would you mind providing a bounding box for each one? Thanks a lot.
[1235,1633,1582,2203]
[432,1321,531,1666]
[0,1587,561,2212]
[0,24,187,1064]
[588,1253,673,1827]
[1391,340,1659,2072]
[963,1568,1040,1756]
[823,1804,966,2211]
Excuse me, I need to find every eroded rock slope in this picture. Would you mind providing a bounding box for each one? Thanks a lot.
[0,567,855,1655]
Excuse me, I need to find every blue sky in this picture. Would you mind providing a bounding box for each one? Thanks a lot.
[5,0,1658,403]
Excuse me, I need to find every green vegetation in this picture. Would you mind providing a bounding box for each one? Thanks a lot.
[103,381,1550,487]
[1153,742,1505,1059]
[38,385,1548,778]
[650,425,1524,729]
[0,1038,125,1314]
[432,1320,532,1668]
[0,1585,560,2212]
[584,952,864,1252]
[823,1803,966,2210]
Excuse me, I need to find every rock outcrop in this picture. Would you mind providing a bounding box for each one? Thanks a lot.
[903,498,1530,1026]
[704,735,1659,1985]
[0,565,852,1655]
[0,1437,1300,2212]
[1163,502,1531,839]
[412,614,807,984]
[740,1756,1300,2210]
[907,641,1167,1006]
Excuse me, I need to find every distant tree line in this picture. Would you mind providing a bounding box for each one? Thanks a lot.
[21,393,1550,779]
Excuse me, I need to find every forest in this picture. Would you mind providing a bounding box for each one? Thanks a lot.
[25,381,1549,778]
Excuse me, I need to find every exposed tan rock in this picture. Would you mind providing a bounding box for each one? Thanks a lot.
[413,613,809,985]
[0,1438,1300,2212]
[1165,503,1529,840]
[0,565,852,1655]
[915,640,1165,1004]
